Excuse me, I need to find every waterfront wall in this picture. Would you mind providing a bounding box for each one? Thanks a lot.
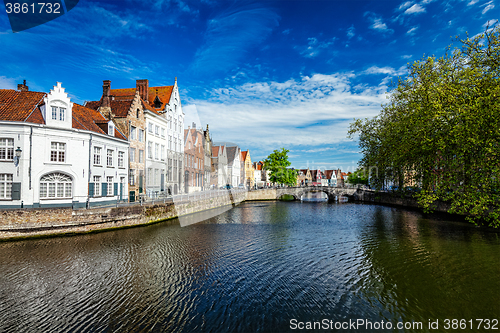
[354,189,452,213]
[0,190,246,241]
[246,188,277,200]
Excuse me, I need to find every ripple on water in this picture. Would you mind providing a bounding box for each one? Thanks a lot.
[0,202,498,332]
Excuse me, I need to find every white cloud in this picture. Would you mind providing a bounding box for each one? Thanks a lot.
[401,54,413,59]
[347,25,355,39]
[467,0,479,5]
[362,65,407,76]
[407,26,419,35]
[371,18,390,31]
[0,76,17,89]
[187,73,389,151]
[482,1,494,14]
[398,1,414,10]
[404,4,426,14]
[299,37,336,58]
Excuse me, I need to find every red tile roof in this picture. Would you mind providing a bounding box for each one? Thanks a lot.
[241,150,248,161]
[109,85,174,112]
[212,146,219,158]
[0,90,46,122]
[0,89,125,140]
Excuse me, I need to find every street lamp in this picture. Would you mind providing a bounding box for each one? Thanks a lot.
[13,147,22,167]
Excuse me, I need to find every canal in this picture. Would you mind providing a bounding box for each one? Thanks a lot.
[0,201,499,332]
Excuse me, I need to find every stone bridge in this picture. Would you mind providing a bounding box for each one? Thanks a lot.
[276,186,358,201]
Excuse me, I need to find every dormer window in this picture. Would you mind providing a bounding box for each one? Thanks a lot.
[108,123,115,136]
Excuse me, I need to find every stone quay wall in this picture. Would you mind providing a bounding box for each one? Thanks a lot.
[0,190,246,241]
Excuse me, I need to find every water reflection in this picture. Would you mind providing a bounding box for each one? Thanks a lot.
[0,202,498,332]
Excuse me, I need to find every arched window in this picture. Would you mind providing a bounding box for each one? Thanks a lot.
[40,173,73,199]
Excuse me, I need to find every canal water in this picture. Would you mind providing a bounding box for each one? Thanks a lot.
[0,201,498,332]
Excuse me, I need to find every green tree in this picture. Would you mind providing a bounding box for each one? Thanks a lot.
[348,168,369,185]
[263,148,297,186]
[348,25,500,226]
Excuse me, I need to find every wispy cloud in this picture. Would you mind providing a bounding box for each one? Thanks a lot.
[190,3,279,75]
[481,1,495,14]
[365,12,394,34]
[299,37,337,58]
[186,73,388,155]
[0,76,17,89]
[407,26,419,35]
[467,0,479,5]
[362,65,407,76]
[347,25,355,39]
[404,4,426,14]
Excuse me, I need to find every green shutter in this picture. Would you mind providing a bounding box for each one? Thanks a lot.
[114,183,118,196]
[89,183,94,197]
[11,182,21,200]
[102,183,107,197]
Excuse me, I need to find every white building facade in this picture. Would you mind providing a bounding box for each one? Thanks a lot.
[0,82,129,209]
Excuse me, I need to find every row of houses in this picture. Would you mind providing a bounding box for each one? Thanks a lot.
[0,79,271,208]
[296,168,345,187]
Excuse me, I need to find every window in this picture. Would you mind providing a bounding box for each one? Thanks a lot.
[51,107,57,120]
[0,174,13,199]
[155,143,159,160]
[51,142,66,162]
[93,146,101,165]
[148,141,153,159]
[161,145,165,161]
[136,108,140,119]
[107,149,113,167]
[93,176,101,196]
[155,125,159,136]
[169,136,172,150]
[161,127,165,138]
[155,169,159,184]
[130,148,136,163]
[59,108,65,121]
[148,122,153,133]
[108,123,114,136]
[139,150,144,163]
[107,176,113,196]
[147,168,153,185]
[118,151,125,168]
[39,173,72,199]
[0,138,14,161]
[129,169,135,185]
[139,129,144,142]
[130,126,136,140]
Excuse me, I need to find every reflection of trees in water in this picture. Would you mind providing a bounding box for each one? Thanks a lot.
[357,207,500,322]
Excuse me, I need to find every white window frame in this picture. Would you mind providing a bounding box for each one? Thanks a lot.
[130,148,136,163]
[155,143,159,160]
[0,138,14,161]
[107,149,114,167]
[0,174,13,199]
[130,126,136,140]
[50,142,66,163]
[39,173,72,199]
[148,141,153,159]
[93,176,101,197]
[118,151,125,168]
[59,108,65,121]
[93,146,102,165]
[107,176,114,196]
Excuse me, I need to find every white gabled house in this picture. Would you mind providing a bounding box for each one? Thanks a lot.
[0,81,129,208]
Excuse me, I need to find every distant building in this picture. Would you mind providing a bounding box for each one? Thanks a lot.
[226,146,241,187]
[0,81,129,208]
[211,145,228,188]
[240,150,254,188]
[184,124,204,193]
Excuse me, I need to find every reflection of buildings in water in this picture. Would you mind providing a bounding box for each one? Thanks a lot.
[301,191,328,202]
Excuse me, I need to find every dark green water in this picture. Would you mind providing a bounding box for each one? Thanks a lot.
[0,201,498,332]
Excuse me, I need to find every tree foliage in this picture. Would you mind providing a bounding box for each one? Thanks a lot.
[347,169,369,185]
[263,148,297,186]
[348,25,500,226]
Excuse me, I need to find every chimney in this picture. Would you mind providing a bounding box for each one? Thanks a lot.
[136,79,149,102]
[17,80,28,92]
[192,122,196,129]
[102,80,111,108]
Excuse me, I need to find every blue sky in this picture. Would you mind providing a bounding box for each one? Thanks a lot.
[0,0,497,171]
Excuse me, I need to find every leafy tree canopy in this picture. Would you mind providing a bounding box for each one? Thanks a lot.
[263,148,297,186]
[348,24,500,226]
[347,168,369,185]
